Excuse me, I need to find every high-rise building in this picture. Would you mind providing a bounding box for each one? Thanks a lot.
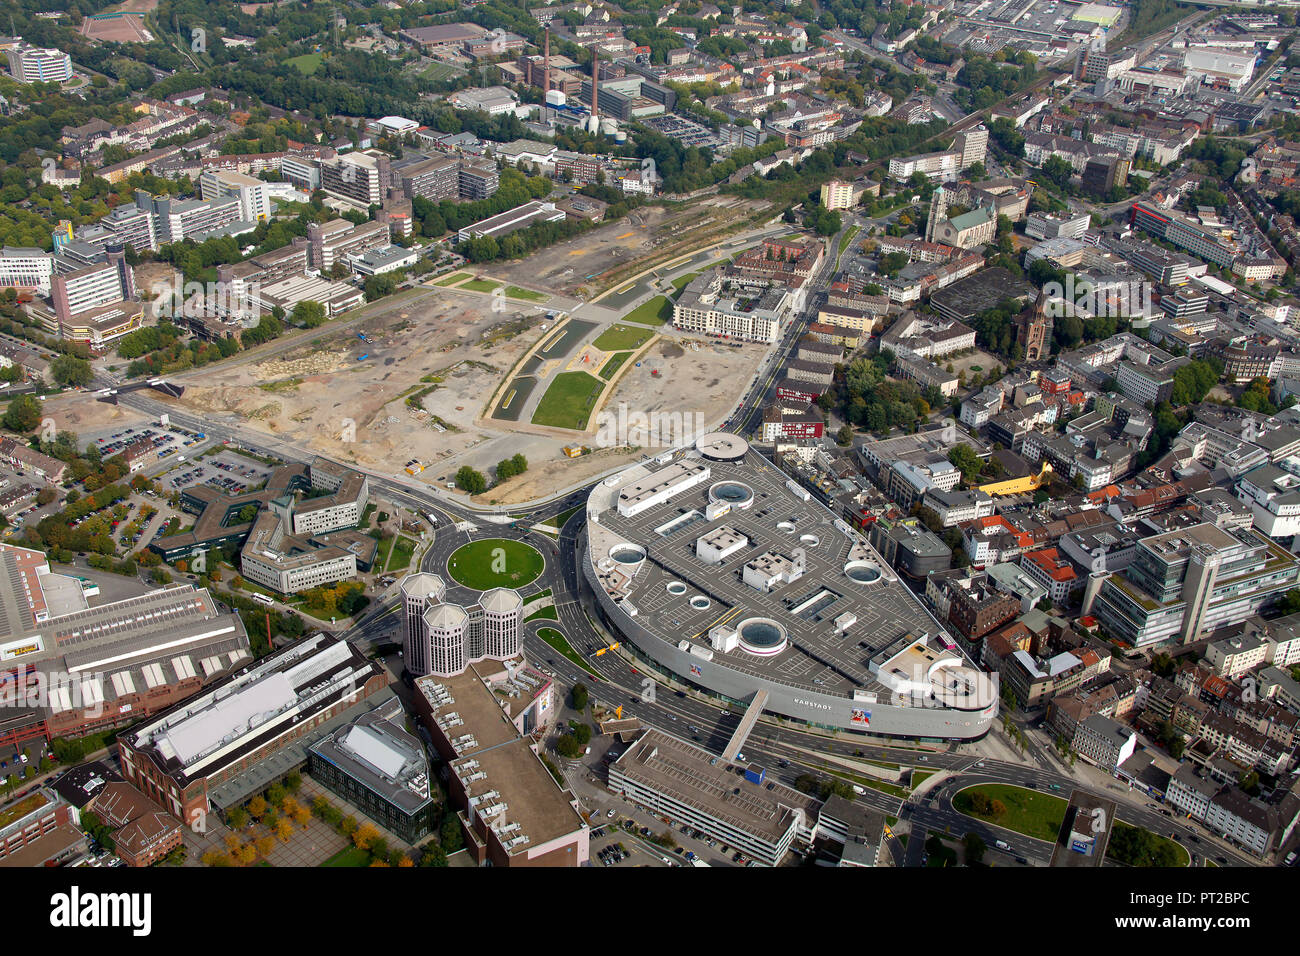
[199,168,271,223]
[399,573,524,678]
[953,125,988,170]
[321,150,388,207]
[1093,523,1300,648]
[820,179,854,210]
[5,42,72,83]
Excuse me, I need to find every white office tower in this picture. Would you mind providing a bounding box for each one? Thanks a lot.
[425,603,470,678]
[401,572,447,676]
[398,572,526,677]
[480,588,523,659]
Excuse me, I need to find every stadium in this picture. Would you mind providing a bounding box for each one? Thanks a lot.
[579,433,999,740]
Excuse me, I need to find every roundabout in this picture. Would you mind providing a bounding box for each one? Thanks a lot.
[446,538,545,590]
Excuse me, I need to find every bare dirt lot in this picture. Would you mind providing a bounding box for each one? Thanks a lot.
[488,196,767,297]
[169,291,553,480]
[41,393,151,436]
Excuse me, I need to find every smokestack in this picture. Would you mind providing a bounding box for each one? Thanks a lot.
[543,27,550,98]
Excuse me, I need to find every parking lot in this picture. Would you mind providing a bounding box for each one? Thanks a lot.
[89,421,209,469]
[162,451,272,495]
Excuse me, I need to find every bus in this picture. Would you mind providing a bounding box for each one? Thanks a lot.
[251,592,274,606]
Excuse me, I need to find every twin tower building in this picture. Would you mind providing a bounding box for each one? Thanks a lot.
[400,572,524,678]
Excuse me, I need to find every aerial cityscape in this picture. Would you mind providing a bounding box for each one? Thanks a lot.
[0,0,1297,902]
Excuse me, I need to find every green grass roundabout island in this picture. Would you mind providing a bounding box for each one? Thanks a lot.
[446,538,545,590]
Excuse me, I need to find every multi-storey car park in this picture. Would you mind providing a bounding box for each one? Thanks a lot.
[580,433,999,741]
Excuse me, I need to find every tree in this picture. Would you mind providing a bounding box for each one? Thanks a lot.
[50,355,93,387]
[571,683,589,711]
[963,832,986,865]
[455,466,487,495]
[947,443,981,482]
[290,300,327,329]
[2,394,41,433]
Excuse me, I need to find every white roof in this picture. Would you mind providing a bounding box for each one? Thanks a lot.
[163,672,296,765]
[377,115,419,131]
[341,724,407,779]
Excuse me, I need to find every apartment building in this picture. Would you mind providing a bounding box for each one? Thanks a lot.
[199,168,271,223]
[0,247,54,295]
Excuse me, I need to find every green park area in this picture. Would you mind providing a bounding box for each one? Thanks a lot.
[505,286,549,302]
[621,295,672,326]
[386,535,416,572]
[433,271,470,287]
[593,324,653,352]
[461,278,502,293]
[531,371,605,430]
[954,784,1189,866]
[286,53,323,75]
[446,538,544,589]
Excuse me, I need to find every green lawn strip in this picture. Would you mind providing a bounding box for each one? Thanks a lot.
[598,351,632,380]
[446,538,544,589]
[434,271,471,287]
[461,278,502,293]
[522,588,553,606]
[321,846,370,867]
[621,295,672,326]
[374,535,396,570]
[505,285,549,302]
[524,605,559,623]
[531,371,605,430]
[818,764,910,799]
[537,626,595,676]
[386,535,416,573]
[592,324,653,352]
[835,225,860,272]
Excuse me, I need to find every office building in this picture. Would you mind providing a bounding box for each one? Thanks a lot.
[307,697,434,844]
[400,572,523,679]
[116,634,388,828]
[1093,523,1300,648]
[609,728,820,866]
[414,660,585,867]
[5,42,72,83]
